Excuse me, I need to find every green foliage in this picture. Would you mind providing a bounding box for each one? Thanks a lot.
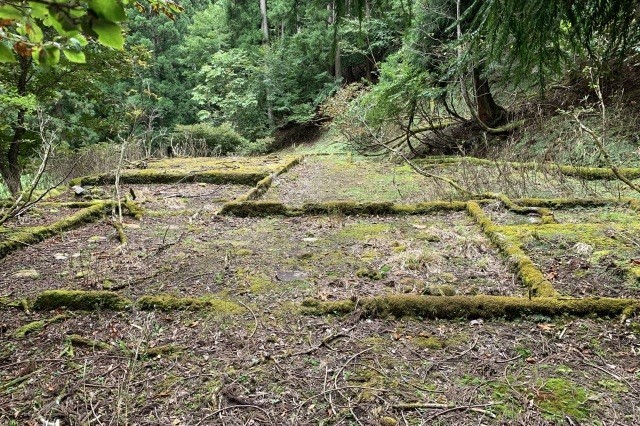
[472,0,640,85]
[193,48,268,139]
[0,0,182,65]
[174,122,249,155]
[236,137,276,156]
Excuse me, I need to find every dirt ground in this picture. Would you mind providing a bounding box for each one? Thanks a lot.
[2,154,640,425]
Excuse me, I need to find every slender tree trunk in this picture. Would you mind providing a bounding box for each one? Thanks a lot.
[260,0,269,43]
[259,0,275,128]
[328,2,342,81]
[473,66,506,127]
[0,56,31,196]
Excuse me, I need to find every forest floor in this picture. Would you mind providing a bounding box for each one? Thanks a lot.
[1,153,640,425]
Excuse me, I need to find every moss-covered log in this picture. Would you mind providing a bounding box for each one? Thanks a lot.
[219,200,468,217]
[234,155,303,202]
[123,199,145,220]
[137,294,243,313]
[416,156,640,181]
[301,295,639,319]
[466,202,557,297]
[13,314,69,338]
[0,201,110,259]
[70,169,269,186]
[219,200,292,217]
[33,290,132,311]
[67,334,114,351]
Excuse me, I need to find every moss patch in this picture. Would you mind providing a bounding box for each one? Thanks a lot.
[219,200,468,217]
[467,202,557,297]
[137,294,243,313]
[33,290,132,311]
[13,314,69,338]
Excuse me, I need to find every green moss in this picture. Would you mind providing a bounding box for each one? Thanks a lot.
[416,156,640,181]
[0,202,110,259]
[33,290,132,311]
[356,267,384,280]
[137,294,243,313]
[71,169,269,186]
[71,156,303,187]
[303,201,397,215]
[301,294,638,319]
[536,378,589,421]
[112,221,127,244]
[218,201,469,217]
[240,271,274,293]
[412,336,446,349]
[139,344,184,359]
[219,201,292,217]
[124,199,145,220]
[466,202,557,297]
[233,248,253,256]
[67,334,114,351]
[338,222,390,240]
[13,314,69,338]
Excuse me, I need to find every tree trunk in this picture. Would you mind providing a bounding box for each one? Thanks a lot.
[473,67,506,127]
[0,55,31,196]
[328,1,341,81]
[259,0,275,128]
[259,0,269,44]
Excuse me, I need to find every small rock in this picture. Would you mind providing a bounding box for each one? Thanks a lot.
[302,237,318,242]
[13,269,40,279]
[71,185,86,196]
[87,236,107,243]
[53,253,68,260]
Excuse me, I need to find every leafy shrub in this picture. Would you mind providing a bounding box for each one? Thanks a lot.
[235,136,276,156]
[173,123,248,155]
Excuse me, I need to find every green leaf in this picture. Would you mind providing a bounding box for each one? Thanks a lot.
[62,49,86,63]
[28,2,48,19]
[33,45,60,66]
[25,20,44,43]
[92,20,124,49]
[69,35,88,48]
[0,5,22,20]
[0,43,16,63]
[88,0,127,22]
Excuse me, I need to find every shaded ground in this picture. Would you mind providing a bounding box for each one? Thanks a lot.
[0,212,517,299]
[2,309,639,425]
[2,153,640,425]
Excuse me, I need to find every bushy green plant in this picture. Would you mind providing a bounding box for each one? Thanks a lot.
[235,136,276,156]
[173,123,249,155]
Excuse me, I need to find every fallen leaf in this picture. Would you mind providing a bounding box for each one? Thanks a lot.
[537,323,555,332]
